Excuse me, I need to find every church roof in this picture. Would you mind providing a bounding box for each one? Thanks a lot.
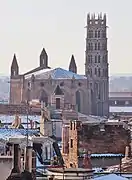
[25,67,86,80]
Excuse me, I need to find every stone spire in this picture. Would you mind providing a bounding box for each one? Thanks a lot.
[40,48,48,68]
[11,54,19,77]
[69,55,77,74]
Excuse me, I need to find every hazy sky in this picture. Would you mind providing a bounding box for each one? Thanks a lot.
[0,0,132,75]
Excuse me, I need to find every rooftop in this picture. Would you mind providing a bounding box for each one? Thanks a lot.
[25,67,87,80]
[110,106,132,113]
[0,128,38,141]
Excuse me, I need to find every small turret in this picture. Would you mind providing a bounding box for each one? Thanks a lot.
[69,55,77,74]
[11,54,19,77]
[40,48,48,68]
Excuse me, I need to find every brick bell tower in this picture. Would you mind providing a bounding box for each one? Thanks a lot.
[85,13,109,117]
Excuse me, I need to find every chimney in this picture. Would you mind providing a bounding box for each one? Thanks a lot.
[25,146,33,172]
[125,146,129,159]
[32,150,36,180]
[13,144,21,171]
[83,152,92,169]
[6,144,21,180]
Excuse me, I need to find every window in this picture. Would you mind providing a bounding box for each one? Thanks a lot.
[88,55,90,63]
[95,31,97,38]
[95,55,97,63]
[90,43,93,50]
[103,69,105,77]
[56,98,60,109]
[102,31,106,38]
[40,82,44,87]
[88,43,90,50]
[102,56,105,63]
[95,68,97,75]
[98,55,100,63]
[91,30,93,38]
[90,69,92,76]
[98,68,101,77]
[70,139,73,148]
[90,55,92,63]
[125,101,129,105]
[98,31,100,38]
[95,43,97,50]
[98,43,100,50]
[45,147,48,160]
[70,121,72,130]
[78,82,82,86]
[74,122,76,130]
[60,82,64,86]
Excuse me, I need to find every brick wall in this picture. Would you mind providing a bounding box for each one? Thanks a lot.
[63,121,81,168]
[78,124,130,154]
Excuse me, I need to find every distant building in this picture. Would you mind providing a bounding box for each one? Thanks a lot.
[109,92,132,116]
[10,13,109,117]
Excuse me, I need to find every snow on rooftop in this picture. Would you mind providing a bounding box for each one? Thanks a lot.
[94,174,128,180]
[25,67,87,80]
[110,106,132,113]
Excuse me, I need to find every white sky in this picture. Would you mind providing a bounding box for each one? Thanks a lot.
[0,0,131,75]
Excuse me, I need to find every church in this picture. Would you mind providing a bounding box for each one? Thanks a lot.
[9,13,109,117]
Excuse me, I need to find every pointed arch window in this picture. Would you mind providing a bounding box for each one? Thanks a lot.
[91,30,93,38]
[103,69,105,77]
[90,55,92,63]
[88,55,90,63]
[98,43,100,50]
[95,68,97,75]
[98,31,100,38]
[90,69,92,77]
[88,43,90,50]
[95,55,97,63]
[95,43,97,50]
[90,43,93,50]
[95,30,97,38]
[98,68,101,77]
[98,55,101,63]
[76,91,81,112]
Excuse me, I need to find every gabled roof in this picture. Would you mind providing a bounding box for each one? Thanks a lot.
[25,67,87,80]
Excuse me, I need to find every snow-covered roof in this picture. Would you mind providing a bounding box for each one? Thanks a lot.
[94,174,128,180]
[25,67,87,80]
[110,106,132,113]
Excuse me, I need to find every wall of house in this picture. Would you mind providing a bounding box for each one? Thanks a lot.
[78,124,131,154]
[0,157,12,180]
[79,157,121,168]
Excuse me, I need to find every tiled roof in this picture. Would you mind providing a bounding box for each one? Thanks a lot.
[25,67,87,80]
[0,128,38,140]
